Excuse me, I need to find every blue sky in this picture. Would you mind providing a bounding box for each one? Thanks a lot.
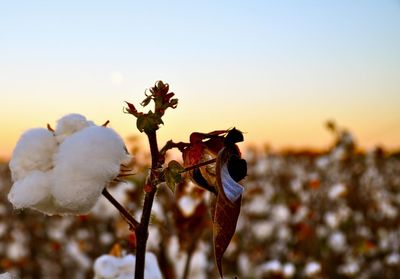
[1,1,400,158]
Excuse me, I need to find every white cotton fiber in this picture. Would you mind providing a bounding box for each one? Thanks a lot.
[144,252,163,279]
[8,113,131,216]
[0,272,13,279]
[9,128,58,181]
[52,126,130,213]
[220,164,244,203]
[55,113,94,143]
[93,253,161,279]
[94,254,135,279]
[8,170,53,210]
[94,255,121,278]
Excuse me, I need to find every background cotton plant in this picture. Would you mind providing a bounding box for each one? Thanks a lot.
[0,119,400,278]
[8,114,131,215]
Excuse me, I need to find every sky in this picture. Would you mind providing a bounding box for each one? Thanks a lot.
[1,1,399,159]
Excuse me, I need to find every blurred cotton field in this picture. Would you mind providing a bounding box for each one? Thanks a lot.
[0,127,400,278]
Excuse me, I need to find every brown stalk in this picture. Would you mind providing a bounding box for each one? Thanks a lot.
[102,188,139,230]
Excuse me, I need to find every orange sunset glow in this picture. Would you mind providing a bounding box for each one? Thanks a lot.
[1,1,399,160]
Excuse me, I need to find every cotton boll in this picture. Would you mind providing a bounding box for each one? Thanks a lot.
[328,231,347,253]
[328,183,347,200]
[283,263,296,278]
[9,128,58,181]
[7,241,28,261]
[258,260,282,274]
[117,255,135,272]
[304,261,321,277]
[144,253,163,279]
[178,195,199,217]
[385,253,400,266]
[0,273,13,279]
[220,164,244,202]
[52,126,130,213]
[93,253,161,279]
[55,113,94,143]
[8,170,53,211]
[94,255,120,278]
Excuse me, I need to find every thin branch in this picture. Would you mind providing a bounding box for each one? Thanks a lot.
[102,188,139,230]
[117,172,136,177]
[182,242,196,279]
[47,123,55,132]
[181,158,217,173]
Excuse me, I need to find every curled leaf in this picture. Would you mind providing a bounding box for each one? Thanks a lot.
[140,96,152,107]
[136,112,163,133]
[164,160,184,192]
[124,101,140,117]
[192,168,217,194]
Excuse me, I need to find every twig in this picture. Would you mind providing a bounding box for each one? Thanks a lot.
[102,188,139,230]
[181,158,217,173]
[182,242,196,279]
[102,120,110,127]
[47,123,55,132]
[135,130,160,279]
[117,172,136,177]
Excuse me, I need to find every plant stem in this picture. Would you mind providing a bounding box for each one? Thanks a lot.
[135,130,160,279]
[102,188,139,230]
[182,242,196,279]
[181,158,217,173]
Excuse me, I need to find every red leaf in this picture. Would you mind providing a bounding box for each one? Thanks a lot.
[212,145,246,277]
[125,101,139,116]
[212,194,241,278]
[128,232,137,249]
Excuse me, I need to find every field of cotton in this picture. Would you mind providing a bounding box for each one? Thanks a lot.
[0,127,399,278]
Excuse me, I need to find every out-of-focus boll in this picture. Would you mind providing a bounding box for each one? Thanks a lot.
[93,253,162,279]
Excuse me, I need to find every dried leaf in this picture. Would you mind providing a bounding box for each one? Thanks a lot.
[213,194,241,278]
[140,96,152,107]
[136,112,163,133]
[181,128,247,278]
[168,160,185,173]
[164,160,184,192]
[109,243,122,257]
[124,101,139,116]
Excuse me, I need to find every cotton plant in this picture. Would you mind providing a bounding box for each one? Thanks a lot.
[7,81,247,279]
